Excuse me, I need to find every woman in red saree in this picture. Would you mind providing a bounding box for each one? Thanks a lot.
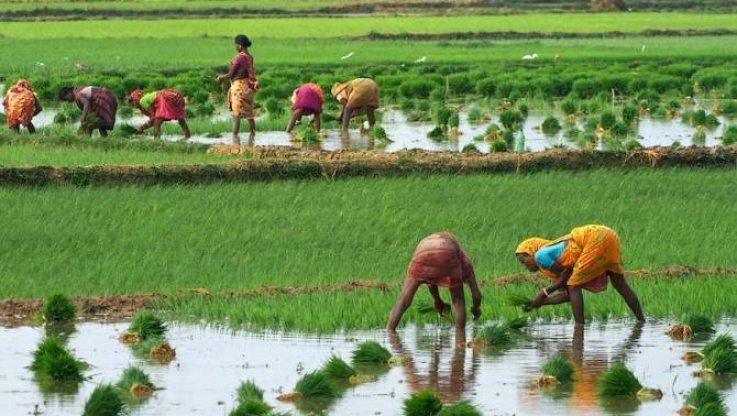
[128,88,191,140]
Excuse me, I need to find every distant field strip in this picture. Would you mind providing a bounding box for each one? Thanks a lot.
[3,14,737,40]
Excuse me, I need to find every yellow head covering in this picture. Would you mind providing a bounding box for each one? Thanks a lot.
[515,238,551,256]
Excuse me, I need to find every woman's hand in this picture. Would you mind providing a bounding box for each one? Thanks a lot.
[471,306,482,320]
[531,290,547,309]
[215,74,228,85]
[433,300,451,317]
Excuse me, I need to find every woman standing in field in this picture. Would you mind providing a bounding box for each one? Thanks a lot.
[3,79,42,133]
[216,34,258,146]
[286,83,324,133]
[515,224,645,325]
[388,232,482,332]
[331,78,379,132]
[127,88,191,140]
[58,86,117,137]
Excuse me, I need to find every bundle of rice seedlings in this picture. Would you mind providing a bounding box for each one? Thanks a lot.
[321,355,356,382]
[473,324,512,349]
[437,400,483,416]
[504,293,533,310]
[82,384,126,416]
[681,381,725,415]
[539,356,575,386]
[229,400,271,416]
[149,341,176,364]
[371,125,390,141]
[598,362,661,400]
[403,389,442,416]
[693,402,729,416]
[120,312,167,345]
[667,315,715,341]
[116,366,156,399]
[352,341,392,365]
[685,334,736,364]
[698,348,737,376]
[236,380,264,403]
[504,317,529,331]
[31,337,85,384]
[294,371,338,400]
[42,294,76,323]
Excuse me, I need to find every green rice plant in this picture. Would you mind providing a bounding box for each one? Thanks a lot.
[403,389,442,416]
[517,104,529,119]
[611,121,630,138]
[624,139,642,151]
[42,294,76,323]
[694,402,729,416]
[541,116,562,135]
[294,370,338,399]
[236,380,264,403]
[82,384,126,416]
[597,363,641,397]
[434,106,452,127]
[703,335,737,357]
[230,400,271,416]
[701,348,737,375]
[437,400,482,416]
[449,112,460,129]
[128,311,167,341]
[599,111,617,130]
[476,324,512,348]
[622,106,639,124]
[721,125,737,145]
[685,381,724,409]
[685,315,716,335]
[705,114,721,128]
[321,355,356,382]
[467,108,483,123]
[719,100,737,117]
[292,125,320,143]
[504,316,528,330]
[371,125,389,141]
[504,293,534,309]
[31,337,85,384]
[352,341,391,365]
[462,143,479,153]
[427,126,445,139]
[499,110,523,131]
[563,127,581,140]
[561,99,578,116]
[541,356,575,383]
[116,365,156,398]
[491,138,508,152]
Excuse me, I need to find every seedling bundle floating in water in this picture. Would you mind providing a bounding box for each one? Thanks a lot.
[230,380,275,416]
[684,334,736,364]
[667,315,716,341]
[352,341,392,365]
[680,381,727,415]
[597,362,662,401]
[31,336,85,385]
[404,389,443,416]
[82,384,126,416]
[41,294,76,323]
[469,323,513,349]
[119,311,168,345]
[538,355,575,387]
[116,365,156,400]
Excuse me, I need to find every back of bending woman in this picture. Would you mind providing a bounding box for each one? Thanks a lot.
[388,232,482,332]
[515,224,644,325]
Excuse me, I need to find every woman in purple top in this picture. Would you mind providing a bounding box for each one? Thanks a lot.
[286,83,324,133]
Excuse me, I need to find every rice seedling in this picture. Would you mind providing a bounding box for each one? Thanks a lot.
[667,315,715,341]
[370,125,389,141]
[698,348,737,376]
[504,293,534,310]
[704,335,737,357]
[116,365,156,399]
[82,384,126,416]
[681,381,725,415]
[598,362,661,400]
[624,139,642,151]
[236,380,264,403]
[352,341,392,365]
[541,116,562,135]
[720,125,737,145]
[31,337,85,384]
[461,143,479,153]
[504,316,528,330]
[539,355,575,386]
[472,324,512,349]
[437,400,483,416]
[693,402,729,416]
[294,370,338,399]
[149,341,177,363]
[120,311,167,344]
[291,125,320,144]
[499,110,523,131]
[229,400,271,416]
[599,111,617,130]
[403,389,442,416]
[427,126,445,140]
[491,138,508,152]
[41,294,76,323]
[321,355,356,382]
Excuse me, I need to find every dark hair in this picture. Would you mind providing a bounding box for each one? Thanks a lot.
[234,34,252,48]
[58,86,74,100]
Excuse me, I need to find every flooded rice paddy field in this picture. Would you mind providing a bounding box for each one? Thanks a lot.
[2,320,735,415]
[2,106,730,154]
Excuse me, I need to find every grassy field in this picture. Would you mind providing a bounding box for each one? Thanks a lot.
[0,0,390,12]
[3,14,737,40]
[0,169,735,299]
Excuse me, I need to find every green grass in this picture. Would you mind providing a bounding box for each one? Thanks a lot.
[4,14,737,40]
[0,169,736,299]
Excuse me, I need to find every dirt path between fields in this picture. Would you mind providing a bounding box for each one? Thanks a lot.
[1,265,734,326]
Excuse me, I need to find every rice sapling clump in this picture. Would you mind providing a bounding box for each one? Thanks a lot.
[499,110,523,131]
[541,116,562,135]
[504,316,529,331]
[667,315,715,341]
[461,143,479,153]
[42,294,76,323]
[437,400,483,416]
[31,337,85,384]
[116,365,156,399]
[321,355,356,383]
[684,334,736,364]
[403,389,443,416]
[504,293,534,311]
[680,381,725,415]
[236,380,264,403]
[294,370,338,400]
[539,355,575,386]
[371,125,390,141]
[693,402,729,416]
[149,341,177,363]
[491,138,508,153]
[230,400,271,416]
[598,362,662,401]
[434,106,452,130]
[696,348,737,377]
[352,341,392,365]
[599,111,617,130]
[292,124,320,143]
[720,126,737,145]
[82,384,126,416]
[119,311,167,345]
[470,324,512,349]
[448,112,461,137]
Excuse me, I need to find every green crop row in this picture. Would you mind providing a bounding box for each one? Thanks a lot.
[0,168,735,298]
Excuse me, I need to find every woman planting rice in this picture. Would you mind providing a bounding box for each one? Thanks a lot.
[331,78,379,132]
[286,83,324,133]
[59,86,117,137]
[127,88,191,140]
[3,79,42,133]
[387,232,482,332]
[216,34,258,146]
[515,224,645,325]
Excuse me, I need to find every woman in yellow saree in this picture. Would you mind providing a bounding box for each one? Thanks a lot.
[515,225,644,325]
[216,34,258,147]
[331,78,379,131]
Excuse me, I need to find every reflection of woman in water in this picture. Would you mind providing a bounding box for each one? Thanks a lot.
[388,329,479,403]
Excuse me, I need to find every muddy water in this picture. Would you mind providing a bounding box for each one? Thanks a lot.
[182,110,729,153]
[2,320,735,415]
